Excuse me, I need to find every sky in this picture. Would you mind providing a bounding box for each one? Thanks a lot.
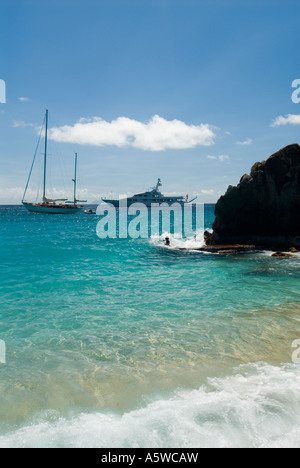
[0,0,299,204]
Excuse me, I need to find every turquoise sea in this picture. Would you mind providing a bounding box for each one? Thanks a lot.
[0,205,300,448]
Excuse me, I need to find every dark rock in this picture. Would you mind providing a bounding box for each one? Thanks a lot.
[290,247,299,253]
[218,249,237,254]
[272,252,294,258]
[293,237,300,250]
[200,244,256,253]
[212,144,300,249]
[240,174,252,184]
[204,230,213,245]
[178,244,255,253]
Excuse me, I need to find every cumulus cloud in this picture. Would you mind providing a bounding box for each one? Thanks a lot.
[47,115,216,151]
[18,97,31,102]
[236,138,252,145]
[207,154,230,163]
[271,114,300,127]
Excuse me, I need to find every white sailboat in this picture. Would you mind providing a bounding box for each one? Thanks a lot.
[22,110,86,214]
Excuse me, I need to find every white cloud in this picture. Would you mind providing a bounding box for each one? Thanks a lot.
[271,114,300,127]
[0,186,27,203]
[18,97,31,102]
[13,120,35,128]
[200,189,215,195]
[207,154,230,163]
[236,138,252,145]
[47,115,216,151]
[0,186,89,205]
[218,155,230,162]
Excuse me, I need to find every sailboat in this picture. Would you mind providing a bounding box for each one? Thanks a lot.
[22,110,86,214]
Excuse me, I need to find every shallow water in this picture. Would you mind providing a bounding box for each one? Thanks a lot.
[0,205,299,447]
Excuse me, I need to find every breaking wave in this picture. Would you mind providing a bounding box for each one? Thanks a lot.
[1,362,300,448]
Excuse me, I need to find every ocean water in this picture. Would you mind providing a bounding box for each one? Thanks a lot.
[0,205,300,448]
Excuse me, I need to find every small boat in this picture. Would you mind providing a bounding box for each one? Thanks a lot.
[22,110,86,214]
[84,209,96,214]
[102,179,197,208]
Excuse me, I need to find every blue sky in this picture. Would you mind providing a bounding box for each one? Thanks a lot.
[0,0,299,203]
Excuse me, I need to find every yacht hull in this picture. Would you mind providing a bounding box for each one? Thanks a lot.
[102,199,188,208]
[23,202,82,214]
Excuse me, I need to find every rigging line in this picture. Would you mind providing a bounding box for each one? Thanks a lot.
[22,116,45,202]
[56,138,68,196]
[36,148,42,203]
[49,114,67,199]
[54,139,66,196]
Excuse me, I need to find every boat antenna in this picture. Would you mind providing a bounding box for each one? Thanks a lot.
[42,109,48,203]
[156,178,162,191]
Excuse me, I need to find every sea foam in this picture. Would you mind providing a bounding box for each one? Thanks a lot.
[150,230,206,251]
[1,362,300,448]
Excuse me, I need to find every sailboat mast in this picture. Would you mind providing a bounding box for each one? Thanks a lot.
[42,109,48,202]
[73,152,77,205]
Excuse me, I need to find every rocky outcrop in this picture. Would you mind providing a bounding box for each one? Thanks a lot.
[211,144,300,250]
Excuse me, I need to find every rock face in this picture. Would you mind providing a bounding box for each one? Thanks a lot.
[212,144,300,249]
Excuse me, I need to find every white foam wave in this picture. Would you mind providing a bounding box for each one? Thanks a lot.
[150,230,206,251]
[1,362,300,448]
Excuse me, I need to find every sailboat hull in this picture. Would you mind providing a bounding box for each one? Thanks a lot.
[23,203,83,214]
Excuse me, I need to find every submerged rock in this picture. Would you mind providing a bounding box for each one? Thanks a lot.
[211,144,300,250]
